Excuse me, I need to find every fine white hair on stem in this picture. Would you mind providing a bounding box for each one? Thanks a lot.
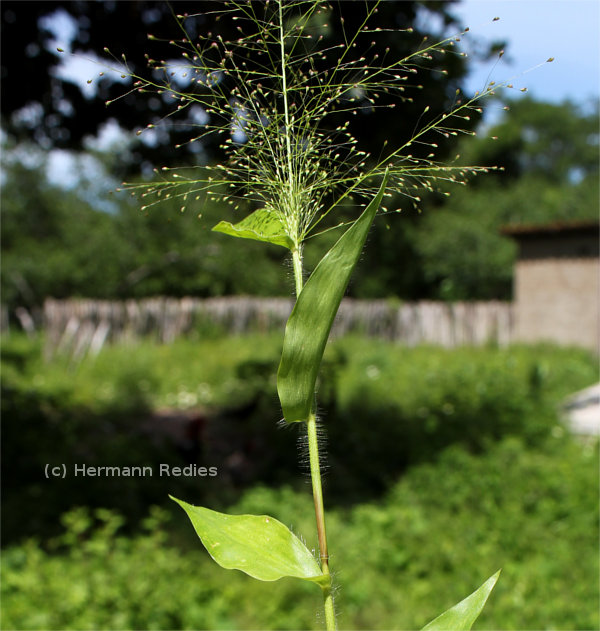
[297,415,329,479]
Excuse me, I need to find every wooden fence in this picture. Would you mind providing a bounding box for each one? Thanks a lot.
[39,296,514,358]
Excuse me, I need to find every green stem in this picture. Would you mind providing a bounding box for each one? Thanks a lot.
[292,249,336,631]
[307,412,336,630]
[292,247,303,296]
[278,0,294,187]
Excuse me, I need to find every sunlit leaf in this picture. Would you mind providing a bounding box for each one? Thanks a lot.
[277,173,389,423]
[212,208,294,250]
[421,570,501,631]
[171,496,327,585]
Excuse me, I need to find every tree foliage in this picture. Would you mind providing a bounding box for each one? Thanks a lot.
[2,95,597,308]
[2,2,595,306]
[0,155,289,310]
[410,97,599,300]
[460,96,599,184]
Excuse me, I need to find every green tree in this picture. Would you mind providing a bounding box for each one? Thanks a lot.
[1,150,293,311]
[461,96,599,183]
[411,97,599,300]
[1,157,128,309]
[114,187,288,299]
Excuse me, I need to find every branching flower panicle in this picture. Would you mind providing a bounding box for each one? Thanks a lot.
[113,0,506,250]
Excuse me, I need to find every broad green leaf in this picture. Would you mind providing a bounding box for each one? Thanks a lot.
[170,496,327,585]
[277,173,389,423]
[421,570,501,631]
[212,208,294,250]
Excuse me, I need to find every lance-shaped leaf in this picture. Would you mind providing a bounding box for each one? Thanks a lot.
[213,208,294,250]
[277,173,389,423]
[421,570,501,631]
[171,496,327,586]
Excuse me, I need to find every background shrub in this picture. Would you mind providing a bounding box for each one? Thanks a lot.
[2,436,597,630]
[2,334,597,542]
[321,338,597,500]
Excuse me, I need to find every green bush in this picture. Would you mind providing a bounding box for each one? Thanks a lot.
[0,333,283,411]
[331,437,599,630]
[2,334,597,543]
[0,334,301,544]
[0,372,193,543]
[321,338,598,499]
[2,436,597,630]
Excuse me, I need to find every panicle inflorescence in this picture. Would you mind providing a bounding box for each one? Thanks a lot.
[115,1,513,248]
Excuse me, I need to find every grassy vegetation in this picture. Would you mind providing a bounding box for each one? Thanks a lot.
[2,333,284,411]
[2,437,597,630]
[1,333,598,629]
[5,333,595,418]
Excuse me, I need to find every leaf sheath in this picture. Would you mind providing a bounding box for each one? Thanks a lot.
[277,174,389,423]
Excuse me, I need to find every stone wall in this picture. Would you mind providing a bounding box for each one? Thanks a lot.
[508,223,599,353]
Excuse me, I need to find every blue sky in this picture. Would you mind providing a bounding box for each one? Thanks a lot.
[452,0,599,108]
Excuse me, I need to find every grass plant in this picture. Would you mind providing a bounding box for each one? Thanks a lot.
[86,1,553,627]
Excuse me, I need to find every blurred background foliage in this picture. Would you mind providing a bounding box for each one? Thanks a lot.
[2,435,598,630]
[1,1,599,630]
[1,1,597,310]
[1,1,476,171]
[1,94,597,309]
[1,333,598,629]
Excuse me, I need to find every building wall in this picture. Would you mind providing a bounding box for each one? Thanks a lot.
[514,234,599,352]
